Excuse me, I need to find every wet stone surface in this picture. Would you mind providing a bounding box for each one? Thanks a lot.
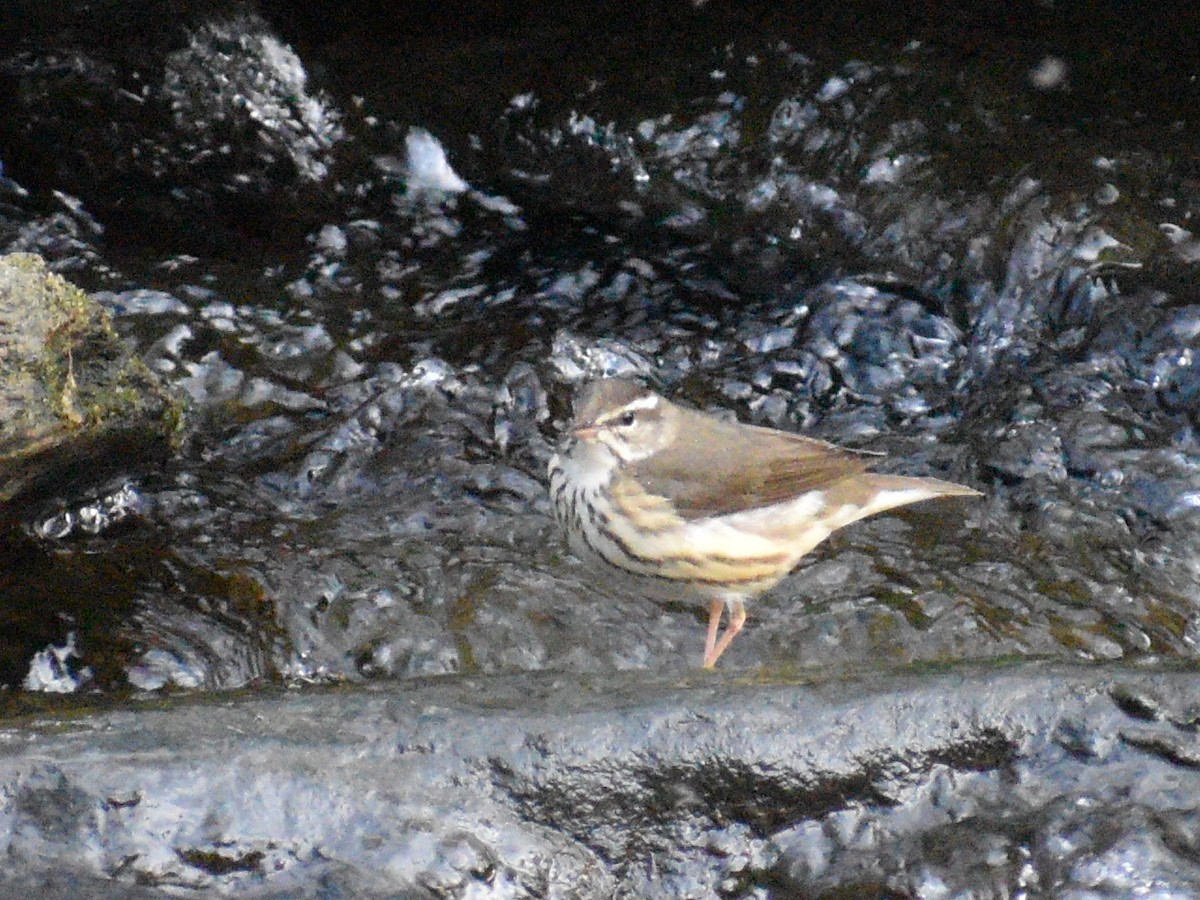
[1,663,1199,897]
[1,0,1200,894]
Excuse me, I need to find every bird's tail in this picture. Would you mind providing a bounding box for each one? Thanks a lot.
[850,473,981,521]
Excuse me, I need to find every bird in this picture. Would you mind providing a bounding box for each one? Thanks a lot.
[547,377,981,668]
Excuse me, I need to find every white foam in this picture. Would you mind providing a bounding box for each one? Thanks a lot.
[405,128,469,193]
[24,632,91,693]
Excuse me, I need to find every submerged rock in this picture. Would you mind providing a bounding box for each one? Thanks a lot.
[0,253,183,521]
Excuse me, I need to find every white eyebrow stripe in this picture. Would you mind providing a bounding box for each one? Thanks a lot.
[620,394,660,413]
[597,392,660,426]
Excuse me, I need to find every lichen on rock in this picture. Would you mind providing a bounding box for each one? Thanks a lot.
[0,252,184,513]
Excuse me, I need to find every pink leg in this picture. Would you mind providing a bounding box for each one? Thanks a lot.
[704,599,723,663]
[702,598,746,669]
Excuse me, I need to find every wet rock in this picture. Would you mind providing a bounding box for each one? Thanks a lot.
[0,253,183,521]
[1,662,1199,896]
[0,4,347,257]
[0,2,1199,895]
[0,0,1197,820]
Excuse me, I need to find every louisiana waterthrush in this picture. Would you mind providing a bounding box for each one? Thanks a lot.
[548,377,981,668]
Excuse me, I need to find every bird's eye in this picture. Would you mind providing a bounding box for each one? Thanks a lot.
[617,411,636,427]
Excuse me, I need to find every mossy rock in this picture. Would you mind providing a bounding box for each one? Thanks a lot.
[0,253,184,517]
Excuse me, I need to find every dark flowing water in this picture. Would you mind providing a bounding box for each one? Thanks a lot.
[1,0,1199,894]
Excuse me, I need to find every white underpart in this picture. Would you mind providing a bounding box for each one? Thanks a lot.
[831,486,944,526]
[710,490,829,556]
[597,488,831,580]
[724,490,827,529]
[551,445,958,601]
[582,485,945,576]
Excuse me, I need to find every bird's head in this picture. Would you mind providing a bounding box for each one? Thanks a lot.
[566,378,678,466]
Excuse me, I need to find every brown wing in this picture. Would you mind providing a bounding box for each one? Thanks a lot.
[628,409,879,520]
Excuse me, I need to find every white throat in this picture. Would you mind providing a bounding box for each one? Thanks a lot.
[553,439,619,491]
